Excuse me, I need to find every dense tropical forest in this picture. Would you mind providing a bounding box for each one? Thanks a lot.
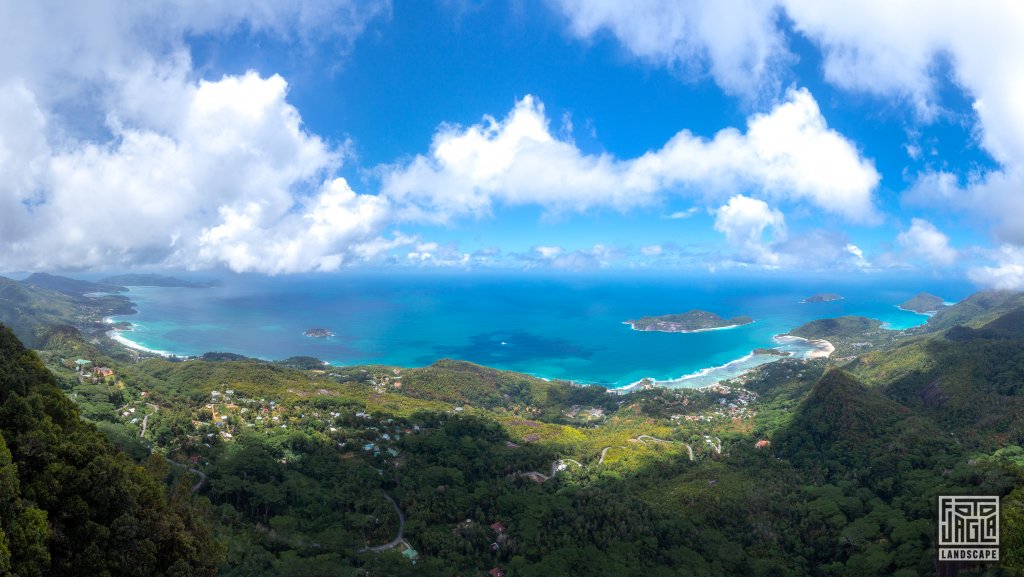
[0,274,1022,575]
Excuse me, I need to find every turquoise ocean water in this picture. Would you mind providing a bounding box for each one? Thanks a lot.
[107,273,971,389]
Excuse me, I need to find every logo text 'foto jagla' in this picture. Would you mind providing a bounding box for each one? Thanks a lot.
[938,496,1000,562]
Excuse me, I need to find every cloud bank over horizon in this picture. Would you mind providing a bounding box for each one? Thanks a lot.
[0,0,1021,288]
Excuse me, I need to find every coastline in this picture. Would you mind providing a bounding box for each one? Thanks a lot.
[104,316,175,358]
[895,304,937,316]
[97,283,839,393]
[616,333,835,393]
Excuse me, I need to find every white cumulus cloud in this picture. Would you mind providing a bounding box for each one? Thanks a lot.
[0,0,396,274]
[713,195,786,266]
[968,245,1024,290]
[382,89,879,223]
[896,218,958,266]
[555,0,1024,252]
[553,0,789,97]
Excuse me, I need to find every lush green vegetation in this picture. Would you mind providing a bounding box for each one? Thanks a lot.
[0,324,221,576]
[627,310,754,332]
[0,275,134,348]
[899,292,947,314]
[924,290,1024,331]
[1,277,1023,575]
[802,293,843,303]
[786,315,908,356]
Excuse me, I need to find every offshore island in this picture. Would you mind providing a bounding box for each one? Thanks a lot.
[625,309,754,333]
[303,328,334,338]
[800,293,843,303]
[898,291,947,314]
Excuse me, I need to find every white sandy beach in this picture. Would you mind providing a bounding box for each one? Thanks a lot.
[104,317,174,357]
[623,321,751,334]
[619,333,836,392]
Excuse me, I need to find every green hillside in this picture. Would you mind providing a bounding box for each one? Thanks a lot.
[0,324,221,575]
[0,276,134,348]
[2,279,1024,575]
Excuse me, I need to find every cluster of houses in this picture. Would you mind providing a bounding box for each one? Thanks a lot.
[670,384,757,423]
[71,358,115,380]
[182,389,419,460]
[563,405,605,420]
[367,368,403,394]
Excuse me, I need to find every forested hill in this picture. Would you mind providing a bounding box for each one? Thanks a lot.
[0,324,221,575]
[3,280,1024,575]
[0,276,134,348]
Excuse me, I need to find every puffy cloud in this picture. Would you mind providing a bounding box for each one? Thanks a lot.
[968,245,1024,290]
[777,2,1024,248]
[665,208,699,219]
[641,245,663,256]
[0,71,396,273]
[520,244,622,271]
[196,178,392,274]
[905,168,1024,246]
[0,0,396,274]
[0,82,48,240]
[556,1,1024,251]
[552,0,789,97]
[0,0,388,103]
[534,246,564,259]
[382,89,879,223]
[709,196,875,270]
[845,243,870,269]
[896,218,958,266]
[713,195,786,266]
[404,242,470,267]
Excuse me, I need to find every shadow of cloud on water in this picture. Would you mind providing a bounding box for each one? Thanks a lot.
[417,330,600,366]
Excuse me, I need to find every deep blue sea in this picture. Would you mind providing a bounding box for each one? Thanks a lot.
[107,272,973,389]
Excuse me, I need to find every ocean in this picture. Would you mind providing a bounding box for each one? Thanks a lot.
[107,272,972,389]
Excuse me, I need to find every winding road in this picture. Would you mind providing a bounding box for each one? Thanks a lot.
[163,457,207,493]
[359,492,406,553]
[599,446,626,465]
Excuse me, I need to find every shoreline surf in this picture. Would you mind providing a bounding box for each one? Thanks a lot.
[104,317,175,357]
[97,278,945,392]
[617,334,835,392]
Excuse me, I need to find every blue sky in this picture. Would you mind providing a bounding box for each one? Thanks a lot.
[1,1,1023,288]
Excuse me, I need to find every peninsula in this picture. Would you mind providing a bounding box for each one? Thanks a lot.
[800,293,843,303]
[304,328,334,338]
[898,292,946,314]
[625,310,753,333]
[100,273,218,288]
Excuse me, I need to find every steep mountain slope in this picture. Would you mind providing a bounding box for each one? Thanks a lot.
[924,290,1024,331]
[0,277,81,348]
[0,324,221,575]
[0,276,134,348]
[852,306,1024,449]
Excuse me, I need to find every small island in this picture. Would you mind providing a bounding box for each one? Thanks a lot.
[303,328,334,338]
[752,348,791,357]
[898,292,947,314]
[625,310,753,333]
[800,293,843,303]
